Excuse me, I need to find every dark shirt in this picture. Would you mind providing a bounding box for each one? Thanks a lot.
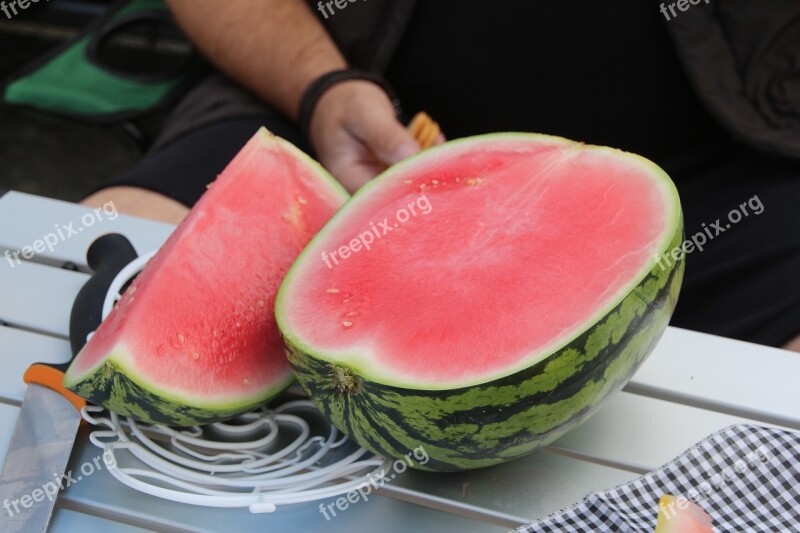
[386,1,731,172]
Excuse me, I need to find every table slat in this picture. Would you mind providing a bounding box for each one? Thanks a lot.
[549,391,778,474]
[0,326,72,405]
[0,191,172,272]
[0,262,87,338]
[389,448,636,523]
[628,327,800,430]
[51,509,156,533]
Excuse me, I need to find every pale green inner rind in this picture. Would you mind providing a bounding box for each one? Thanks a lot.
[276,133,683,390]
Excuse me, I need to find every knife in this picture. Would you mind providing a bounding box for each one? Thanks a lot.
[0,234,138,532]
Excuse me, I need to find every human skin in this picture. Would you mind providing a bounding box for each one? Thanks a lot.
[786,336,800,352]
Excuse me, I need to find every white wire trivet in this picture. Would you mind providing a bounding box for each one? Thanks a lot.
[80,251,388,512]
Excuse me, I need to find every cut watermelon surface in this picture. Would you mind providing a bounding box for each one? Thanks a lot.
[276,133,684,471]
[64,129,348,425]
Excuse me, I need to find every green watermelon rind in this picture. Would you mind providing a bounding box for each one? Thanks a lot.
[275,133,685,471]
[65,350,297,427]
[63,128,348,427]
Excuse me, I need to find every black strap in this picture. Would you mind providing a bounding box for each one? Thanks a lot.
[298,69,402,137]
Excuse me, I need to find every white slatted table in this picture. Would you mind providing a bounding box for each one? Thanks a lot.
[1,190,798,532]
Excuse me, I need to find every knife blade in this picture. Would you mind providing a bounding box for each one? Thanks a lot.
[0,234,138,532]
[0,382,84,532]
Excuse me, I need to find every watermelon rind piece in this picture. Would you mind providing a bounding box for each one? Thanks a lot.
[275,133,684,471]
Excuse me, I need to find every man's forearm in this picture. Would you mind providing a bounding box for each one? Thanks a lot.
[167,0,346,120]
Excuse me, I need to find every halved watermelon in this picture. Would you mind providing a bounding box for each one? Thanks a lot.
[276,133,684,471]
[64,128,348,425]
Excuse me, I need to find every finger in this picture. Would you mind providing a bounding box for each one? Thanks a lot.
[371,121,420,165]
[331,159,384,193]
[353,101,420,166]
[323,136,388,193]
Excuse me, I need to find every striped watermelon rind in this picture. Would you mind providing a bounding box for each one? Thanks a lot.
[67,355,292,427]
[277,133,684,471]
[283,229,683,471]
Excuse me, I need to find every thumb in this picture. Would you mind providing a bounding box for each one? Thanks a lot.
[357,108,421,166]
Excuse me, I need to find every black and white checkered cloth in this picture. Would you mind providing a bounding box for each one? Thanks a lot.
[514,425,800,532]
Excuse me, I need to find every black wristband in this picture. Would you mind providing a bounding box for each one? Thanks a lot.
[298,69,402,137]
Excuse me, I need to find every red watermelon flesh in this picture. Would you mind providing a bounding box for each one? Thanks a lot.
[64,128,348,425]
[278,134,680,388]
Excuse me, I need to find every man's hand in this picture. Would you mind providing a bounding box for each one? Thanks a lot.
[168,0,443,192]
[309,81,423,193]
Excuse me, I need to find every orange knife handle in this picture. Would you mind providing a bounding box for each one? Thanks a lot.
[23,364,87,413]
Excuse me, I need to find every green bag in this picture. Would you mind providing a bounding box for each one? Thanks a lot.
[2,0,200,123]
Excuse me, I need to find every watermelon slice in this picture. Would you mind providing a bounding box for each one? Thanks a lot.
[654,495,715,532]
[64,128,348,425]
[276,133,684,471]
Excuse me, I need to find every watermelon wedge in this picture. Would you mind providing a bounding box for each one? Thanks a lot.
[64,128,348,425]
[276,133,684,471]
